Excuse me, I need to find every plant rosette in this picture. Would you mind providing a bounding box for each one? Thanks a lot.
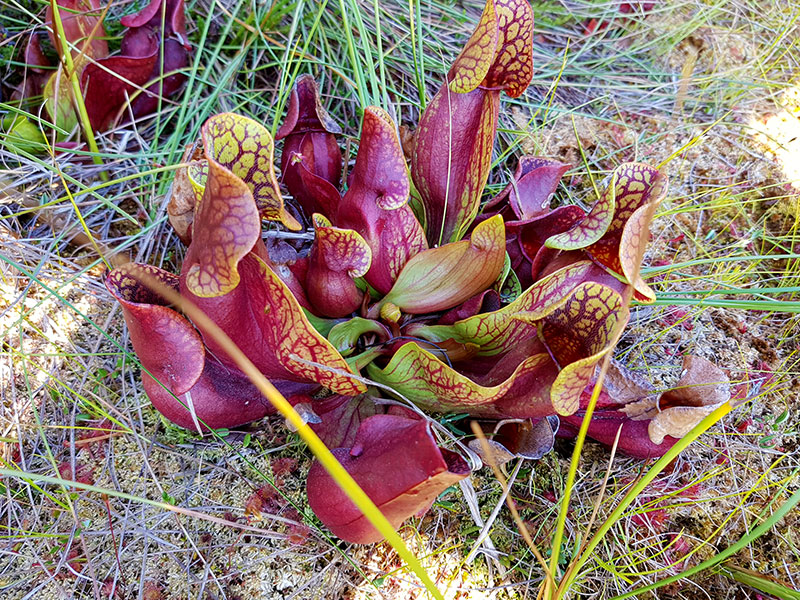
[105,0,731,544]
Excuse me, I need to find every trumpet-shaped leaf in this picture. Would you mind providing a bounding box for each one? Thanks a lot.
[412,87,498,246]
[127,37,190,121]
[369,268,625,418]
[306,214,372,317]
[367,342,558,418]
[183,151,262,298]
[381,215,506,314]
[46,0,108,62]
[81,28,160,130]
[182,249,366,396]
[411,0,534,245]
[337,107,427,294]
[486,156,570,221]
[417,260,598,356]
[307,415,469,543]
[521,281,625,415]
[276,75,343,219]
[120,0,187,43]
[105,263,274,430]
[309,395,380,449]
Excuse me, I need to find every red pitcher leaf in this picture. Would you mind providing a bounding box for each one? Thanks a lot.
[412,86,498,246]
[276,74,342,139]
[277,75,343,219]
[419,260,597,357]
[46,0,108,62]
[487,156,570,221]
[545,172,618,251]
[517,281,626,415]
[309,394,380,449]
[350,107,409,211]
[293,161,342,219]
[381,215,506,314]
[547,164,667,294]
[560,414,678,459]
[105,263,273,430]
[81,31,160,131]
[448,0,534,98]
[202,113,301,231]
[306,415,469,543]
[337,107,427,294]
[128,37,190,120]
[311,214,372,276]
[306,214,372,317]
[143,357,275,431]
[182,252,366,396]
[521,206,586,283]
[106,263,203,392]
[480,0,534,96]
[366,342,557,418]
[183,158,261,297]
[587,164,667,301]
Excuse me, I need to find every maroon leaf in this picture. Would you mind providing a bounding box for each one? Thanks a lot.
[276,75,343,219]
[411,0,534,245]
[181,250,366,396]
[336,107,427,294]
[412,87,499,245]
[120,0,188,45]
[305,214,371,318]
[485,156,570,221]
[128,37,190,120]
[81,29,160,131]
[104,263,275,430]
[309,395,380,449]
[306,414,469,543]
[560,413,678,460]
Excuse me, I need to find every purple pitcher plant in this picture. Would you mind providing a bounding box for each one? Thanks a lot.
[105,0,730,544]
[17,0,190,137]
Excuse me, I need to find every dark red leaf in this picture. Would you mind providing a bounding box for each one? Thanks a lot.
[336,107,427,294]
[307,414,469,543]
[81,30,159,131]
